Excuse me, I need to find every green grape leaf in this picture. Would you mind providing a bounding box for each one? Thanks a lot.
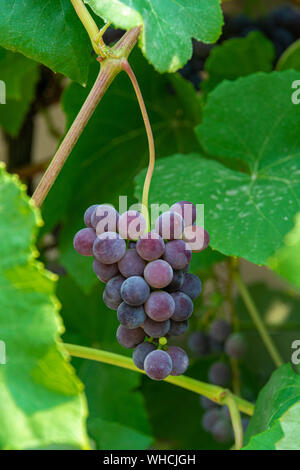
[57,275,152,450]
[0,57,39,136]
[0,1,92,84]
[85,0,223,72]
[42,51,202,292]
[269,213,300,291]
[0,165,89,450]
[275,401,300,450]
[277,39,300,72]
[136,71,300,264]
[244,364,300,448]
[0,48,39,100]
[202,32,275,94]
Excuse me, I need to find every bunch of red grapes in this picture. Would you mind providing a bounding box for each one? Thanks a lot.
[73,201,209,380]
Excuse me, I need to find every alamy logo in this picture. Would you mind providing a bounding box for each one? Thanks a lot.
[291,340,300,366]
[291,80,300,105]
[0,80,6,104]
[0,341,6,364]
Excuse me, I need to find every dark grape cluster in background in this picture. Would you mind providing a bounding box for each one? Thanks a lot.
[180,5,300,89]
[74,201,209,381]
[188,320,248,442]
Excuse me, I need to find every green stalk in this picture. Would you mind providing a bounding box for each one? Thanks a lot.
[64,343,254,416]
[222,390,243,450]
[70,0,101,54]
[234,272,283,368]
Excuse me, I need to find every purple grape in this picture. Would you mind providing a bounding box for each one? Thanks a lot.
[144,350,172,380]
[170,200,197,226]
[93,232,126,264]
[84,204,98,228]
[118,210,146,240]
[211,418,233,443]
[144,259,173,289]
[132,342,156,370]
[143,317,170,337]
[209,336,224,354]
[121,276,150,306]
[117,248,146,278]
[200,396,217,410]
[168,319,188,336]
[117,302,146,329]
[202,409,221,432]
[188,332,209,356]
[171,292,193,321]
[145,291,175,321]
[183,226,210,252]
[92,258,119,283]
[225,333,247,359]
[136,232,165,261]
[73,228,96,256]
[103,274,125,310]
[210,319,232,343]
[116,325,145,349]
[208,362,232,386]
[155,211,184,240]
[167,346,189,376]
[165,270,184,293]
[91,204,119,233]
[163,240,192,270]
[181,273,202,299]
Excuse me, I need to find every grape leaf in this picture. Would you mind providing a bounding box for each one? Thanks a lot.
[269,213,300,291]
[202,32,275,94]
[85,0,223,73]
[0,165,89,450]
[0,59,39,136]
[136,71,300,264]
[0,48,39,101]
[277,39,300,72]
[0,0,92,84]
[244,364,300,447]
[42,51,202,292]
[57,275,153,450]
[275,401,300,450]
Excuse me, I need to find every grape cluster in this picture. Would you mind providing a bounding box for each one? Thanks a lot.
[180,5,300,88]
[188,320,247,442]
[73,201,209,381]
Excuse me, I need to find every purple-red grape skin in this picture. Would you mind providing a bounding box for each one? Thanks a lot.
[143,317,170,337]
[103,274,125,310]
[117,302,146,329]
[93,232,126,264]
[145,291,175,322]
[188,331,209,356]
[73,228,97,256]
[225,333,247,359]
[84,204,98,228]
[133,342,156,370]
[93,259,119,283]
[211,419,233,443]
[168,319,188,336]
[144,350,172,380]
[144,259,173,289]
[116,325,145,349]
[210,319,232,343]
[165,270,184,293]
[170,201,197,226]
[117,249,146,278]
[171,291,193,321]
[181,273,202,299]
[118,210,146,240]
[167,346,189,375]
[91,204,119,233]
[121,275,150,306]
[136,232,165,261]
[183,225,210,252]
[208,362,232,387]
[155,211,184,240]
[202,409,221,433]
[163,240,192,270]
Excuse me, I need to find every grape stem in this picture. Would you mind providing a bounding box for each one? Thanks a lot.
[234,271,284,368]
[70,0,101,55]
[31,27,141,208]
[222,390,243,450]
[64,343,254,416]
[121,58,155,232]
